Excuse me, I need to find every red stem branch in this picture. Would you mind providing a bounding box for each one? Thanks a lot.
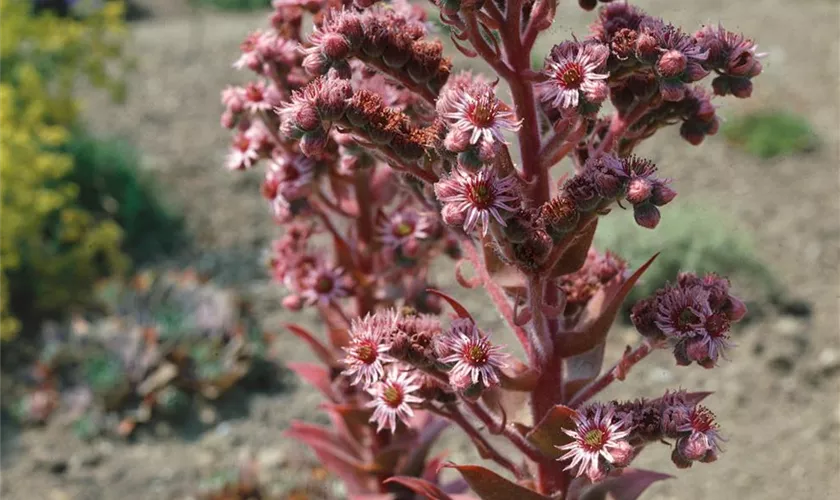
[567,340,656,408]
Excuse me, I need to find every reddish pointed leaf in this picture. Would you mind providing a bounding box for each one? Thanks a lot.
[684,391,713,405]
[526,404,577,459]
[574,468,673,500]
[426,288,473,321]
[399,416,450,477]
[321,402,369,450]
[284,421,364,471]
[551,219,598,277]
[423,452,449,483]
[557,253,659,358]
[284,323,337,367]
[385,477,454,500]
[563,342,606,397]
[287,362,336,401]
[443,463,551,500]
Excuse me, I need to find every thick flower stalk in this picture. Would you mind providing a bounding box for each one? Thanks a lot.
[222,0,760,498]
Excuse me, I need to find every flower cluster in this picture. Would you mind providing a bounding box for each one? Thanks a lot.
[220,0,760,498]
[631,273,748,367]
[561,390,725,481]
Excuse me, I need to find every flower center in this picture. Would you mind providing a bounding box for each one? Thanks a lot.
[582,428,606,450]
[676,308,699,332]
[233,136,251,152]
[690,407,717,433]
[315,275,335,294]
[355,342,377,364]
[382,384,404,408]
[464,343,489,366]
[245,85,264,102]
[467,182,494,209]
[559,63,585,89]
[393,221,415,237]
[468,96,497,128]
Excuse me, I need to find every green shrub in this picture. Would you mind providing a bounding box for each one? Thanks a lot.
[191,0,272,11]
[594,204,782,313]
[1,1,130,340]
[723,110,818,159]
[63,128,185,265]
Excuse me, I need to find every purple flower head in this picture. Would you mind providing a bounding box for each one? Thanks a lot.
[366,365,424,433]
[434,167,520,236]
[539,41,610,111]
[438,318,507,391]
[443,85,521,146]
[343,310,399,387]
[557,403,632,482]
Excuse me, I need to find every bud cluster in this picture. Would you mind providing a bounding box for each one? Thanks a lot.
[304,6,452,95]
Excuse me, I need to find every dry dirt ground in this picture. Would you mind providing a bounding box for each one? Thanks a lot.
[2,1,839,499]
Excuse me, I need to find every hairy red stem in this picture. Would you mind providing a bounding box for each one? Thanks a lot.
[567,341,657,408]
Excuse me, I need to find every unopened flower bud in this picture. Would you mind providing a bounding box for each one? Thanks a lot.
[441,203,467,227]
[585,80,610,105]
[729,77,753,98]
[337,16,364,49]
[512,230,552,271]
[220,110,236,129]
[282,294,303,311]
[401,238,422,259]
[724,296,748,322]
[564,175,601,213]
[635,32,658,61]
[630,298,666,341]
[390,134,424,160]
[539,195,579,240]
[382,38,412,69]
[303,53,329,75]
[294,103,321,132]
[680,121,706,145]
[684,62,709,82]
[633,203,661,229]
[626,178,653,204]
[444,128,471,153]
[578,0,598,11]
[677,433,709,461]
[321,32,351,61]
[711,75,731,97]
[671,445,694,469]
[362,23,389,58]
[657,50,687,78]
[300,129,329,157]
[317,82,352,122]
[610,440,635,468]
[650,181,677,206]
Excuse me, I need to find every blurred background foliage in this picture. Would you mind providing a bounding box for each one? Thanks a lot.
[1,0,182,342]
[595,204,783,318]
[722,109,819,159]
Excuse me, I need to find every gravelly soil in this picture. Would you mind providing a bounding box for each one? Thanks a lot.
[2,1,839,499]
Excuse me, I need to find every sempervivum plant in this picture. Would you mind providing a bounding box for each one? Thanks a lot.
[12,269,285,437]
[221,0,759,498]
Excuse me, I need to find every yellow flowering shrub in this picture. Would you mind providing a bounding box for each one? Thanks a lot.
[0,0,130,340]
